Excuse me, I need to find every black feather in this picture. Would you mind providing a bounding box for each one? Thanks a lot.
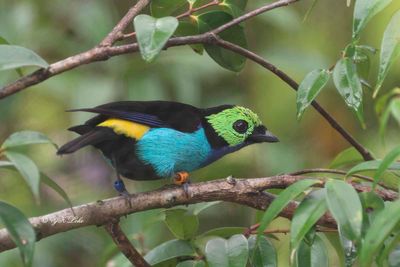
[57,128,117,155]
[58,101,239,180]
[68,125,92,135]
[69,101,203,133]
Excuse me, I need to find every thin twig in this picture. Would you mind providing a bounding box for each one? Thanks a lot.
[100,0,151,46]
[123,0,221,40]
[105,219,150,267]
[212,0,299,35]
[289,168,393,190]
[212,36,374,161]
[244,224,337,237]
[176,0,220,19]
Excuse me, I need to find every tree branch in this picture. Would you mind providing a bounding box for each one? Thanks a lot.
[105,220,150,267]
[289,168,392,190]
[0,175,331,253]
[212,37,374,161]
[0,175,396,253]
[100,0,151,46]
[212,0,299,35]
[0,0,295,100]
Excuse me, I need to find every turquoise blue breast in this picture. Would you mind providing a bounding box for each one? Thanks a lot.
[136,127,212,177]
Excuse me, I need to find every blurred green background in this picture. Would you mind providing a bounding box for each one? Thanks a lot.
[1,0,400,266]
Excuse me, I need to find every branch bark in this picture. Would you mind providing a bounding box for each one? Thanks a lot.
[100,0,151,46]
[0,175,396,253]
[0,175,332,253]
[105,220,150,267]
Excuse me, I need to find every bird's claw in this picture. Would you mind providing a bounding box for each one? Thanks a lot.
[114,179,132,208]
[114,179,129,194]
[174,171,190,185]
[226,175,236,185]
[174,171,191,198]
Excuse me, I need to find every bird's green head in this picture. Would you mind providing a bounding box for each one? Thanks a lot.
[205,106,278,147]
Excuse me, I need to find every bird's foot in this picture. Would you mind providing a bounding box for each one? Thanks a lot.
[114,179,130,195]
[174,171,191,198]
[174,171,190,185]
[114,179,132,208]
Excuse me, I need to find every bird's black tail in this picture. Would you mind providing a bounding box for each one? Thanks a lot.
[57,126,115,155]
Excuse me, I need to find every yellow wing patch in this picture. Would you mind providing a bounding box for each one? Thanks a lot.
[98,118,150,140]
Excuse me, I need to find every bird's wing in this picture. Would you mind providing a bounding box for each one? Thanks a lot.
[68,107,166,127]
[68,101,202,133]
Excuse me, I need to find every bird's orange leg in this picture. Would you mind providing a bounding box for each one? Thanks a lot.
[174,171,190,185]
[174,171,191,197]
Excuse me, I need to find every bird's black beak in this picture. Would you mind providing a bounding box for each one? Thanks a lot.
[247,126,279,143]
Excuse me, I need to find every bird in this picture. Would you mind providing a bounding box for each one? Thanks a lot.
[57,101,279,195]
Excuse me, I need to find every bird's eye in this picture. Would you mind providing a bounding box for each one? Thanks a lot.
[233,120,248,133]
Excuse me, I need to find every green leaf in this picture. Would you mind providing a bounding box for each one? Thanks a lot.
[164,209,199,239]
[150,0,188,18]
[1,131,57,150]
[134,15,179,62]
[258,179,320,235]
[0,44,48,71]
[333,57,364,126]
[329,147,364,169]
[5,151,40,200]
[295,235,328,267]
[296,69,330,119]
[248,235,277,267]
[221,0,248,18]
[322,233,345,267]
[347,160,400,176]
[175,20,204,54]
[176,260,206,267]
[198,11,247,72]
[379,98,395,139]
[359,192,384,213]
[373,145,400,187]
[356,45,378,55]
[144,239,195,265]
[376,232,400,267]
[198,227,246,239]
[190,201,221,215]
[390,97,400,125]
[0,201,36,267]
[0,37,23,77]
[325,180,363,241]
[375,11,400,97]
[205,234,249,267]
[352,0,393,39]
[291,189,328,252]
[359,191,384,230]
[359,200,400,266]
[41,173,73,208]
[0,36,9,45]
[375,87,400,115]
[354,47,371,80]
